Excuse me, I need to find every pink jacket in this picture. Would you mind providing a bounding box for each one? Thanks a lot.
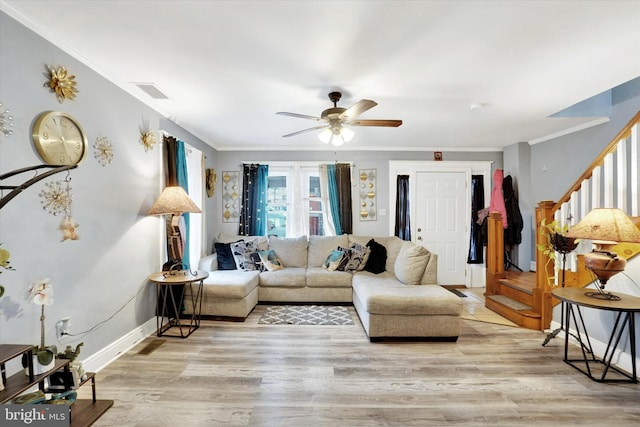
[490,169,508,229]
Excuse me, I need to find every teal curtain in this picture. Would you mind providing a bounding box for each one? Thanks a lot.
[176,140,190,269]
[239,164,269,236]
[327,164,342,235]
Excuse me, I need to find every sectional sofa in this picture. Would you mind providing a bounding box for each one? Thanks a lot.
[184,233,463,341]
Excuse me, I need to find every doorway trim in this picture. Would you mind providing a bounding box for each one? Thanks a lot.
[388,160,493,287]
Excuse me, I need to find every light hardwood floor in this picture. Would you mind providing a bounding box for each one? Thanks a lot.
[81,300,640,426]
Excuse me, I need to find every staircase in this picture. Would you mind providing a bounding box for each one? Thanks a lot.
[485,110,640,330]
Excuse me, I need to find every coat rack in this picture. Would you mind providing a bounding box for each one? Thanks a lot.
[0,164,77,210]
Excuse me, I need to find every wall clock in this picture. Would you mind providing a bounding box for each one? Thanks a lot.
[32,111,87,165]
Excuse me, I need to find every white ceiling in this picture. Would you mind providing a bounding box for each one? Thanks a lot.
[2,0,639,152]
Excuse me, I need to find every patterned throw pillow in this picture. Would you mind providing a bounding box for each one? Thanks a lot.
[342,243,371,271]
[258,249,284,272]
[230,240,263,271]
[322,249,349,271]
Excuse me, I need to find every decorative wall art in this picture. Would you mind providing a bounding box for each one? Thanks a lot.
[206,168,217,198]
[139,121,156,152]
[45,65,78,102]
[359,169,377,221]
[38,176,80,240]
[0,101,14,138]
[39,180,72,216]
[93,136,114,166]
[221,171,240,222]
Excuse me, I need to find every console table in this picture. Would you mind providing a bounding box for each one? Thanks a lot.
[149,270,208,338]
[552,287,640,383]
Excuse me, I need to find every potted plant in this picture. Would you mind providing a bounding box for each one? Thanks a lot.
[537,219,579,286]
[23,278,57,374]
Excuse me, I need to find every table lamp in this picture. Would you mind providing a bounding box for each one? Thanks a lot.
[148,186,201,273]
[566,208,640,300]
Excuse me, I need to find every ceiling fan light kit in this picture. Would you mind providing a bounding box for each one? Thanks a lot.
[278,91,402,146]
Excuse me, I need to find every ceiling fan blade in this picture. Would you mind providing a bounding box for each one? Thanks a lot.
[339,99,377,121]
[349,119,403,127]
[277,112,323,121]
[282,125,329,138]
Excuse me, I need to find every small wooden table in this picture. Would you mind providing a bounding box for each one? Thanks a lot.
[552,287,640,383]
[148,270,208,338]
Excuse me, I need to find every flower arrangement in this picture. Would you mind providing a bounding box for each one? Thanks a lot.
[27,278,57,366]
[536,219,579,286]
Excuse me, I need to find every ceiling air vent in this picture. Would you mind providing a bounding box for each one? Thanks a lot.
[133,83,170,100]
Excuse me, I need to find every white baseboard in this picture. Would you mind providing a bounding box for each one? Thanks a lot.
[530,261,536,272]
[82,318,156,373]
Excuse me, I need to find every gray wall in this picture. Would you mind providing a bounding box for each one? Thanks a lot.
[213,150,502,239]
[0,12,217,366]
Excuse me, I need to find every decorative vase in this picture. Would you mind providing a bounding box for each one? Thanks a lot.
[24,354,55,376]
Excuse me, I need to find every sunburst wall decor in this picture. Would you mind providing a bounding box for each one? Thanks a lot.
[94,136,114,166]
[139,129,156,152]
[39,180,72,216]
[0,101,14,139]
[45,65,78,102]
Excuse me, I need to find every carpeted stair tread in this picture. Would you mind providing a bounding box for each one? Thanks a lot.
[487,295,532,311]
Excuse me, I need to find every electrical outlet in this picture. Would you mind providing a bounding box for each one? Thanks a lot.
[56,317,70,341]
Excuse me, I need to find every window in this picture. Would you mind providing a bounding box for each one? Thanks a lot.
[265,163,325,237]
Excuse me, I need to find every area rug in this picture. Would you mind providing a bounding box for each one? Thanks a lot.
[259,305,354,325]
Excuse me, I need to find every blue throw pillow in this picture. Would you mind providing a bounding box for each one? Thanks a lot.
[214,240,241,270]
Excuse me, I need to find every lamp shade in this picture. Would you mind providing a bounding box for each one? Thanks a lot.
[566,208,640,244]
[318,125,355,146]
[148,186,202,215]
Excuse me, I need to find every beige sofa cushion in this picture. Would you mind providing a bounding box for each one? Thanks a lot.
[259,267,307,287]
[352,274,462,316]
[381,236,406,275]
[394,242,430,285]
[306,267,353,288]
[201,270,260,299]
[268,236,308,267]
[308,235,349,267]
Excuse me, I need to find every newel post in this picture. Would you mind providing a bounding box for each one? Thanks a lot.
[535,201,556,292]
[485,212,504,296]
[535,200,556,330]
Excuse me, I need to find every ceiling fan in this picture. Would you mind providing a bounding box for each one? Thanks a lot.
[277,92,402,145]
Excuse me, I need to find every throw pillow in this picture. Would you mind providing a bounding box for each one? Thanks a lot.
[323,248,349,271]
[214,240,241,270]
[364,239,387,274]
[258,249,284,272]
[343,243,371,271]
[394,242,430,285]
[230,240,263,271]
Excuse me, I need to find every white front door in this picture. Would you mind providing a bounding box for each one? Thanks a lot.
[415,171,468,285]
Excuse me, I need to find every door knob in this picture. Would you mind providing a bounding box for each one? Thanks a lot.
[417,236,422,240]
[417,227,422,232]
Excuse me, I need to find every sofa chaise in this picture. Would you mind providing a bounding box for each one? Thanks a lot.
[184,233,462,341]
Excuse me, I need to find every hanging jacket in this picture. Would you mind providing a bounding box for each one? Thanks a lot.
[489,169,508,229]
[503,175,523,245]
